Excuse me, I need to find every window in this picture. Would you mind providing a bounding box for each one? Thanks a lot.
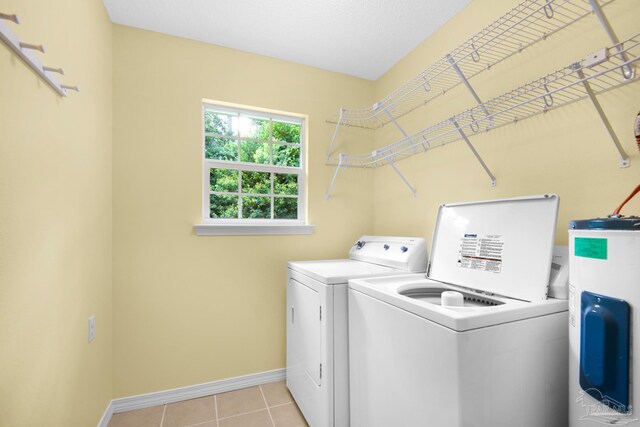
[200,102,310,233]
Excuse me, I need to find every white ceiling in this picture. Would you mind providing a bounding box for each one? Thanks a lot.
[102,0,471,80]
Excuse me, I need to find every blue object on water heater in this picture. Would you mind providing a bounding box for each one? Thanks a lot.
[580,291,631,413]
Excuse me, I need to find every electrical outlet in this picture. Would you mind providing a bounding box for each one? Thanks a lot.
[88,315,96,343]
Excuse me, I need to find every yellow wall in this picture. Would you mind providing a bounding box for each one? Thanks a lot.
[112,25,374,397]
[0,0,113,426]
[3,0,639,420]
[372,0,640,240]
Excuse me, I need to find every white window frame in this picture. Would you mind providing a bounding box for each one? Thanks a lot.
[197,101,313,235]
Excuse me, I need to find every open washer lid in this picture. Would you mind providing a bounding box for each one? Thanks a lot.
[427,194,559,302]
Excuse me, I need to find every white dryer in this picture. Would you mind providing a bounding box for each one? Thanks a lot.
[287,236,428,427]
[348,195,569,427]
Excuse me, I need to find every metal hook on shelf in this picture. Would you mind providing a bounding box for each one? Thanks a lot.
[471,43,480,63]
[19,42,44,53]
[422,77,431,92]
[621,64,635,81]
[43,66,64,75]
[61,85,79,92]
[544,1,554,19]
[543,77,554,108]
[0,12,19,24]
[587,0,634,82]
[469,115,480,133]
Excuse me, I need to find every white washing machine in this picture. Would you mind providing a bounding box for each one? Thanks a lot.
[286,236,428,427]
[348,195,569,427]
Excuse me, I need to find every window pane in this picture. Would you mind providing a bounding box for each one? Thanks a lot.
[210,194,238,218]
[240,141,269,164]
[239,116,270,140]
[210,169,238,192]
[241,171,270,194]
[242,196,271,219]
[205,111,238,136]
[205,136,238,161]
[273,144,300,167]
[274,174,298,195]
[203,104,304,223]
[272,121,300,143]
[274,197,298,219]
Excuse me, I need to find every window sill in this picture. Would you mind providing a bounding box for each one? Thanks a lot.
[194,224,315,236]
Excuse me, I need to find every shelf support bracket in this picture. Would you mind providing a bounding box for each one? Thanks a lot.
[575,68,630,168]
[588,0,634,80]
[327,108,344,161]
[387,159,417,198]
[326,154,417,199]
[381,106,410,141]
[326,155,343,200]
[451,118,496,187]
[447,54,493,128]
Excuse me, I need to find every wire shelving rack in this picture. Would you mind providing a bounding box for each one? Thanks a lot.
[326,33,639,198]
[327,0,615,135]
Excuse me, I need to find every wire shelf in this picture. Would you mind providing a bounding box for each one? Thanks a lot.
[327,0,615,131]
[338,33,639,169]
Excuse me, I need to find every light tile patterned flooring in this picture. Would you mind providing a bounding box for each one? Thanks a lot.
[108,381,308,427]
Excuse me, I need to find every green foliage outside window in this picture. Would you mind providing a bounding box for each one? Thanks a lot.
[209,194,238,219]
[274,197,297,219]
[205,112,300,166]
[210,169,238,192]
[242,171,270,194]
[242,196,271,219]
[205,108,302,220]
[274,174,297,195]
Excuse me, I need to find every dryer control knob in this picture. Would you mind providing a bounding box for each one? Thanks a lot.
[383,244,390,250]
[400,246,408,253]
[356,241,365,250]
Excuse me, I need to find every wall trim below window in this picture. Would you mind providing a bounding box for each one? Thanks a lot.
[194,223,315,236]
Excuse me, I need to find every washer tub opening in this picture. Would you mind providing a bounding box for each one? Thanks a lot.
[398,287,504,308]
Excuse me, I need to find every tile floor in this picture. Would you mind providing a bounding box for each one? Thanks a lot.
[107,381,308,427]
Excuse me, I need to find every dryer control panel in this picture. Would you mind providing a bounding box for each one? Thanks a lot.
[349,236,428,273]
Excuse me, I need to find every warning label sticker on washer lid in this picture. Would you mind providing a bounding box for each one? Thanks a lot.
[458,234,504,273]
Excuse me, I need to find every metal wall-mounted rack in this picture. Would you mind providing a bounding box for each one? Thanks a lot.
[326,34,638,198]
[326,0,637,199]
[327,0,617,161]
[0,12,79,96]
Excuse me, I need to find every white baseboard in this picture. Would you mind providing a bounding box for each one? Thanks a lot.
[97,400,114,427]
[98,368,285,426]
